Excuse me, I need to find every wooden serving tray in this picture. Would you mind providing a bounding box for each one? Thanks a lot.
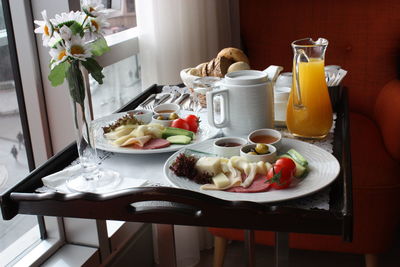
[0,84,352,241]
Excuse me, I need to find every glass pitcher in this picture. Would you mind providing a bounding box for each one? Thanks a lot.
[286,38,333,139]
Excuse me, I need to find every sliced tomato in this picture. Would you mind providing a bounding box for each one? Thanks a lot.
[266,164,293,189]
[184,115,200,133]
[171,118,190,131]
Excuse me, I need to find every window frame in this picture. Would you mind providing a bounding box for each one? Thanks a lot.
[1,0,141,265]
[0,0,64,265]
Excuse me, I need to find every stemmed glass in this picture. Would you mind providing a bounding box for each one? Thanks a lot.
[191,77,221,114]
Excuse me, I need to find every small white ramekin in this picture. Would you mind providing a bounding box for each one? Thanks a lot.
[213,137,248,158]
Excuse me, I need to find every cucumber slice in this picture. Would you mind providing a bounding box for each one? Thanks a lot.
[166,135,192,144]
[278,154,308,178]
[162,127,194,139]
[287,149,308,167]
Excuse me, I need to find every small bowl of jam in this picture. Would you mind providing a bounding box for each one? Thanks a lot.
[213,137,248,158]
[247,128,282,151]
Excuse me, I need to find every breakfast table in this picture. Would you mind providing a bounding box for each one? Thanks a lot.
[0,84,352,267]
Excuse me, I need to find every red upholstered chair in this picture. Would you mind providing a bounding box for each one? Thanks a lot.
[209,1,400,266]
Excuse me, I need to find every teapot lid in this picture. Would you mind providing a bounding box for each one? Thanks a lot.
[224,70,268,86]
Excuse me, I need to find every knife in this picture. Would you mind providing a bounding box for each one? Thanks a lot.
[153,94,171,106]
[177,93,190,107]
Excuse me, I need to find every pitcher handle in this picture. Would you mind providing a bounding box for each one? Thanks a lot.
[293,49,309,108]
[206,89,229,128]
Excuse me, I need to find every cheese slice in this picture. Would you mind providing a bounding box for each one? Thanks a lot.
[256,161,268,175]
[212,173,230,188]
[104,125,136,140]
[195,157,221,176]
[241,163,258,188]
[200,176,242,191]
[112,135,133,146]
[120,135,152,147]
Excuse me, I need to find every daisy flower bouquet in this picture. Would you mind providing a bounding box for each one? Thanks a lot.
[35,2,110,101]
[34,2,121,192]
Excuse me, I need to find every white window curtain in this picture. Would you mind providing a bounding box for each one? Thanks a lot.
[135,0,240,266]
[135,0,240,88]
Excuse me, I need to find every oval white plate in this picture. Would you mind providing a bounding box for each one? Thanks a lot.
[163,138,340,203]
[92,111,220,154]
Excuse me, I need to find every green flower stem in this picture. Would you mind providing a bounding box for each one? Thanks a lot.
[66,60,91,147]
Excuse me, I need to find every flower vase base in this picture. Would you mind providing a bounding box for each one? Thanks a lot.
[66,166,122,193]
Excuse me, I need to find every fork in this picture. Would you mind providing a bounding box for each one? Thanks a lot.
[170,91,181,103]
[137,94,156,110]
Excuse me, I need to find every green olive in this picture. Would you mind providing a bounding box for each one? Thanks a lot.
[247,151,258,155]
[169,113,179,120]
[255,143,269,154]
[156,115,164,120]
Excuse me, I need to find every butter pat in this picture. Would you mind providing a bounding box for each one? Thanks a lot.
[195,157,221,175]
[212,173,230,189]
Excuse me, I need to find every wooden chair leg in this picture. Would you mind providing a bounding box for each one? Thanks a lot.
[213,236,228,267]
[365,254,378,267]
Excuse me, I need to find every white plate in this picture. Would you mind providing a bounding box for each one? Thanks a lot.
[93,111,220,154]
[163,138,340,203]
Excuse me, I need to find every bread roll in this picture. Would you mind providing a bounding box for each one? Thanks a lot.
[188,68,200,76]
[217,47,250,65]
[195,62,207,76]
[227,61,251,73]
[201,62,208,77]
[206,58,216,76]
[195,62,207,69]
[212,56,234,77]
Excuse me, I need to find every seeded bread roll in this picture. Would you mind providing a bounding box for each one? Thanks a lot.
[206,58,216,76]
[188,68,200,76]
[201,62,208,77]
[195,62,207,76]
[212,56,234,77]
[227,61,251,73]
[217,47,250,65]
[195,62,207,69]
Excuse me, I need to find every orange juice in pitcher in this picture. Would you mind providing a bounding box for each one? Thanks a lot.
[286,38,333,139]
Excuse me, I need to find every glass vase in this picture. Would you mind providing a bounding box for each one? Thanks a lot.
[65,60,120,192]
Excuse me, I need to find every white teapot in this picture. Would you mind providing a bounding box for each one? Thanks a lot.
[207,65,283,136]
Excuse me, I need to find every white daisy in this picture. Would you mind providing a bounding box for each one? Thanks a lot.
[34,10,54,46]
[59,25,72,41]
[49,42,68,68]
[50,11,84,28]
[46,31,64,48]
[66,35,92,61]
[82,0,105,17]
[86,15,109,35]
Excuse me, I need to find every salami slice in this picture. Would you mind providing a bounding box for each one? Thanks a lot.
[129,138,171,150]
[227,174,271,193]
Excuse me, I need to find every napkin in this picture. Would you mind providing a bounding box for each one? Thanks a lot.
[42,165,148,194]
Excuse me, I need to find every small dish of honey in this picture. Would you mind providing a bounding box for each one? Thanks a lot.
[247,128,282,150]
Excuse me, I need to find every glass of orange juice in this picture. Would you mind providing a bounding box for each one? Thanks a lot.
[286,38,333,139]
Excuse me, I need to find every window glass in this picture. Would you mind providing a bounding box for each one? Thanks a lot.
[0,1,39,264]
[82,0,136,35]
[90,54,141,118]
